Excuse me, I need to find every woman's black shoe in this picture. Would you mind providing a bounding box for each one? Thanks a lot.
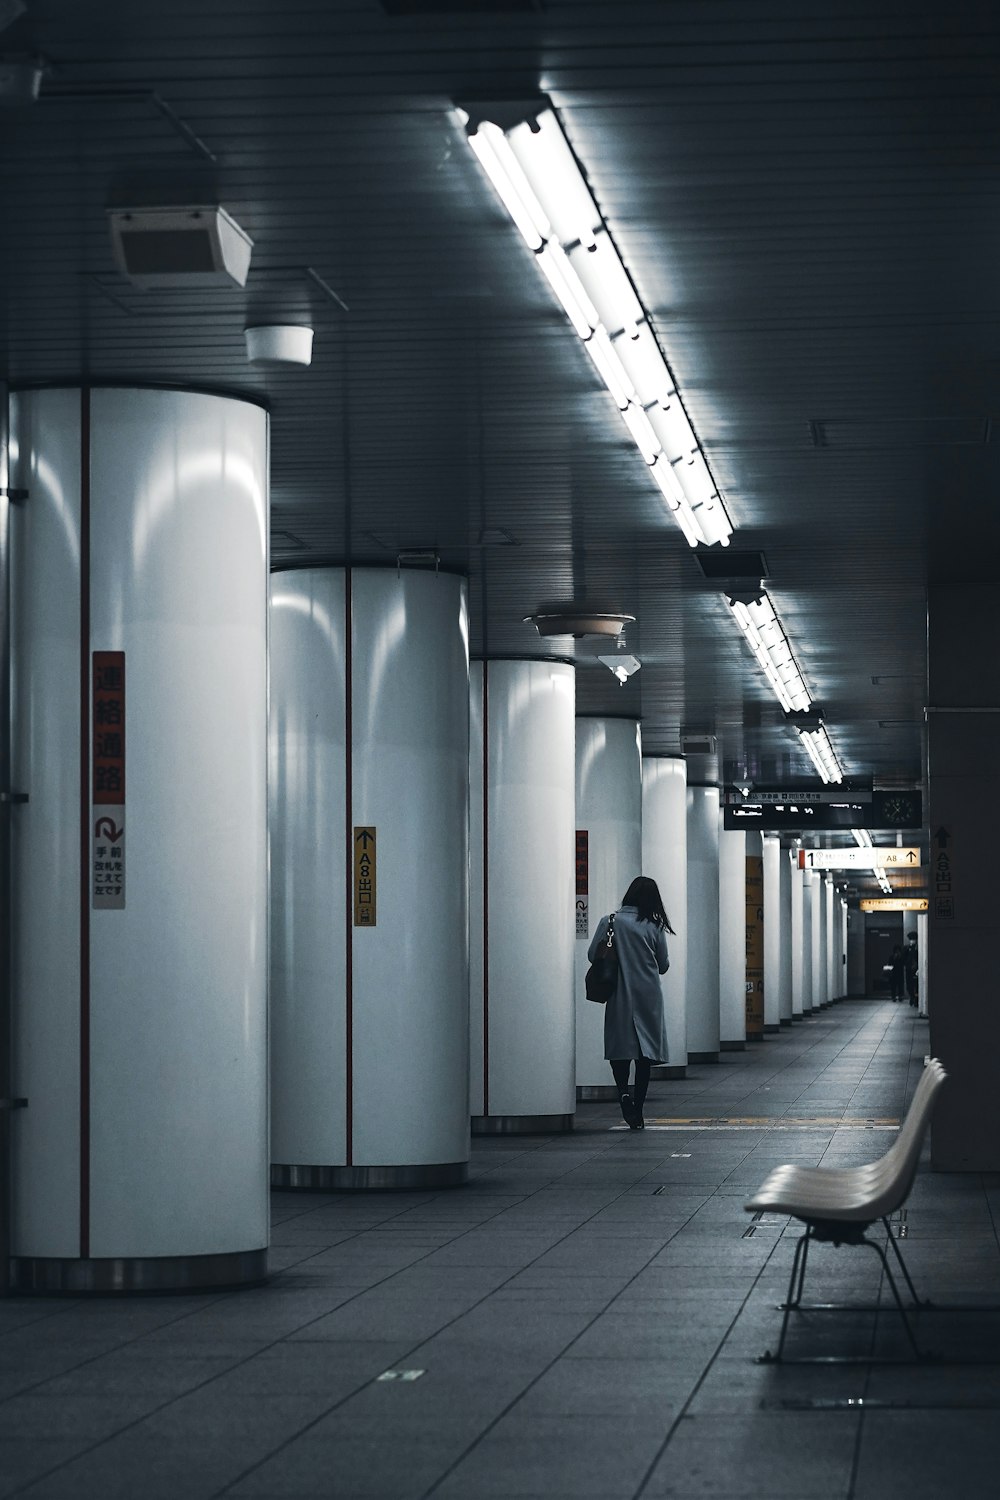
[619,1091,639,1128]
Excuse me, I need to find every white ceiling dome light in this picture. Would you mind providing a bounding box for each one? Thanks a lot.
[244,325,314,366]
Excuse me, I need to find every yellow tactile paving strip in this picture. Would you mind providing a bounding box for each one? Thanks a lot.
[611,1116,901,1131]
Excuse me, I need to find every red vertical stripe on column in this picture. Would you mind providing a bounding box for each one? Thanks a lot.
[79,388,91,1259]
[482,663,489,1119]
[345,569,353,1167]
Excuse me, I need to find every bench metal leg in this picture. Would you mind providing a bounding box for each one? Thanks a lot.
[860,1233,921,1357]
[759,1227,812,1364]
[780,1218,928,1314]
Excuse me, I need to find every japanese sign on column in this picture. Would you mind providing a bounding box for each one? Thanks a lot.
[575,830,589,937]
[92,651,126,909]
[354,826,377,926]
[745,855,764,1039]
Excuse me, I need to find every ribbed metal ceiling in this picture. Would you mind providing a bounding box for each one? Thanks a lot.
[6,0,990,892]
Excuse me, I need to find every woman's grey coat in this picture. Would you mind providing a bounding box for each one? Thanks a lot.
[588,905,670,1061]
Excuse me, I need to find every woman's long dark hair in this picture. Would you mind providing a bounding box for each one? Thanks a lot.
[621,876,675,933]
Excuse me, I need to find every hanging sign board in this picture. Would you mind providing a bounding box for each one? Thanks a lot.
[725,790,922,832]
[575,830,589,938]
[745,855,764,1039]
[354,826,376,926]
[859,897,928,913]
[798,847,921,871]
[92,651,126,910]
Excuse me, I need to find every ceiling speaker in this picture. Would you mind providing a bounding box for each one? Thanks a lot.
[108,205,253,288]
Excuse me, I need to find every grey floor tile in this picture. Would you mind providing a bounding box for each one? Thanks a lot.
[641,1410,860,1496]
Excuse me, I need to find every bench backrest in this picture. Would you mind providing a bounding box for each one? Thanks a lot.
[867,1058,946,1217]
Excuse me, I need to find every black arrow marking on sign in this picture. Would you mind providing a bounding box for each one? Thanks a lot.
[934,827,950,849]
[906,850,917,862]
[356,828,375,847]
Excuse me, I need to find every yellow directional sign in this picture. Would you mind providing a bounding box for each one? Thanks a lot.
[877,848,921,868]
[859,897,928,913]
[354,826,376,926]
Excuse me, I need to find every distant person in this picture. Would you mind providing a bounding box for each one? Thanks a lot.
[904,932,919,1007]
[588,876,673,1130]
[888,944,905,1003]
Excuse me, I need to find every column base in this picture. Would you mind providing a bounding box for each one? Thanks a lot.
[764,1023,781,1034]
[9,1248,267,1296]
[471,1114,573,1135]
[688,1051,720,1064]
[651,1064,686,1080]
[720,1040,746,1051]
[780,1018,793,1028]
[745,1032,765,1043]
[576,1085,618,1102]
[271,1162,467,1191]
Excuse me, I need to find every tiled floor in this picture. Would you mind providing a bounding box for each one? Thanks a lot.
[5,998,1000,1498]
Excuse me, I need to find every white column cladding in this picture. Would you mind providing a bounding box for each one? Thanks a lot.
[718,828,746,1049]
[270,567,470,1188]
[810,870,824,1010]
[761,835,781,1033]
[641,757,688,1076]
[916,911,929,1019]
[575,719,642,1097]
[816,873,828,1007]
[778,846,793,1023]
[825,876,837,1002]
[470,661,576,1131]
[10,387,269,1292]
[790,855,805,1018]
[801,868,814,1013]
[841,900,850,1000]
[686,786,721,1061]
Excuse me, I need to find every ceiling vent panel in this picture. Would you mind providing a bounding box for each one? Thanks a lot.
[695,549,768,582]
[810,417,988,449]
[108,206,253,288]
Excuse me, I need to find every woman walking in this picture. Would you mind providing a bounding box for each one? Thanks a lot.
[588,876,673,1129]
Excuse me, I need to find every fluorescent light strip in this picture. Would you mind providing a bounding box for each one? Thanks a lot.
[852,829,873,847]
[876,867,893,895]
[797,725,844,784]
[726,593,812,715]
[464,104,732,549]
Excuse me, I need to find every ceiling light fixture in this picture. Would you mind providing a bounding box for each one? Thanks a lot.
[525,610,634,640]
[459,99,733,549]
[724,589,811,713]
[875,868,892,895]
[796,722,844,784]
[852,829,873,847]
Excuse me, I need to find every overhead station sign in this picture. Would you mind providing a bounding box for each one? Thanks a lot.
[724,789,922,832]
[798,848,922,871]
[725,787,872,805]
[859,897,928,913]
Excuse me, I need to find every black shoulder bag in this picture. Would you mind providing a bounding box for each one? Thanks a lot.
[585,913,618,1004]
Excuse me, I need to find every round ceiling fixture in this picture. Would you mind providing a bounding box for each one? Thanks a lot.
[524,611,634,640]
[244,325,314,366]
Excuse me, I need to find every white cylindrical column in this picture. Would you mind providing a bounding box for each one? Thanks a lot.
[778,847,793,1024]
[642,757,688,1077]
[686,786,720,1061]
[11,386,269,1292]
[916,910,928,1018]
[801,868,815,1014]
[270,567,470,1188]
[840,899,849,1000]
[575,720,642,1098]
[825,876,837,1002]
[762,835,781,1034]
[816,873,828,1007]
[471,661,576,1132]
[809,870,823,1011]
[719,828,746,1049]
[790,854,805,1018]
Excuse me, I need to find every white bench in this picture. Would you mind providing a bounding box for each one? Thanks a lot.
[745,1057,947,1363]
